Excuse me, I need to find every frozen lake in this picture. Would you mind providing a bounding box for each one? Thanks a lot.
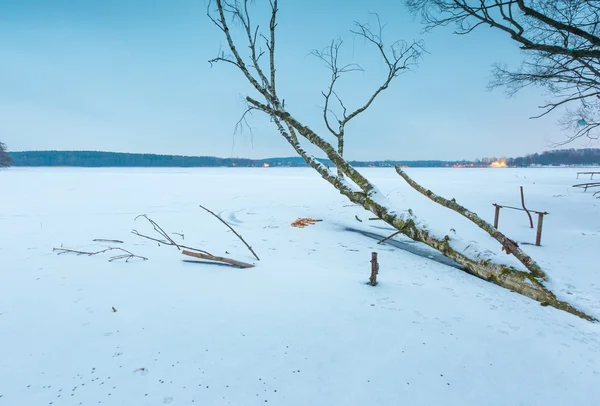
[1,167,599,405]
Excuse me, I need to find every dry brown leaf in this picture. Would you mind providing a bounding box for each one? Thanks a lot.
[291,218,321,228]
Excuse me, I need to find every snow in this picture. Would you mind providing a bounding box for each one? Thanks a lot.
[1,166,599,406]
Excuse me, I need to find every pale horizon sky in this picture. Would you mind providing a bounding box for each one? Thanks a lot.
[0,0,596,161]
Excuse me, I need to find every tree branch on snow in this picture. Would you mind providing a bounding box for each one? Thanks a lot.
[181,249,254,268]
[198,204,260,260]
[53,247,148,262]
[207,0,594,320]
[131,214,255,268]
[93,239,124,244]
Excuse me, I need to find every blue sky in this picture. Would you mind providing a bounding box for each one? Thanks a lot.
[0,0,591,160]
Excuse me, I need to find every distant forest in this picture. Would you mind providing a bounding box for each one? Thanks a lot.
[8,150,455,168]
[505,148,600,167]
[6,148,600,168]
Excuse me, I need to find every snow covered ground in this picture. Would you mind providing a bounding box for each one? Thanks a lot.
[1,167,599,406]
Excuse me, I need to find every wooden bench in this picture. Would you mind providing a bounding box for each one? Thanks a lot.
[576,171,600,180]
[572,182,600,192]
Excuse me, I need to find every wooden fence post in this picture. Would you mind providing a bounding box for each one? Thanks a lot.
[535,213,545,246]
[494,205,501,229]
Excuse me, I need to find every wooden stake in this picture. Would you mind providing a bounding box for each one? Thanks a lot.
[493,204,500,229]
[535,213,545,246]
[369,252,379,286]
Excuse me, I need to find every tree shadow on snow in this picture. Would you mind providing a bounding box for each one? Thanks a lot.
[344,227,468,272]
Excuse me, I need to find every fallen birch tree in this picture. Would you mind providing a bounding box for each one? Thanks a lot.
[206,0,594,321]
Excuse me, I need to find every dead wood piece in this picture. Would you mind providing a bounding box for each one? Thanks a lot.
[112,306,117,312]
[93,239,124,244]
[53,247,148,262]
[182,249,255,268]
[198,204,260,260]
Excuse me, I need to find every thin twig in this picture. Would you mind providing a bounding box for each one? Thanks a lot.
[132,215,212,255]
[377,230,402,244]
[53,247,148,262]
[93,239,124,244]
[198,204,260,260]
[134,214,181,250]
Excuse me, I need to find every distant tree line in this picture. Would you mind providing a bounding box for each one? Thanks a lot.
[7,150,469,168]
[6,148,600,168]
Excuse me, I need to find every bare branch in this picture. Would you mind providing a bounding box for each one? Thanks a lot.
[345,16,425,126]
[53,247,148,262]
[311,38,364,139]
[134,214,182,250]
[406,0,600,144]
[198,204,260,260]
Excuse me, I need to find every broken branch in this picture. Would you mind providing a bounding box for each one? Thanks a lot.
[182,249,255,268]
[198,204,260,260]
[377,230,402,245]
[132,214,253,268]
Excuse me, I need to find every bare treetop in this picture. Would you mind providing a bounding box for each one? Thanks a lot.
[309,16,424,175]
[406,0,600,145]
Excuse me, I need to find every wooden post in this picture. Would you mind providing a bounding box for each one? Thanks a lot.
[535,213,545,246]
[493,205,500,229]
[369,252,379,286]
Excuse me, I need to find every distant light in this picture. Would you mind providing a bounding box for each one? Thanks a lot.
[489,160,507,168]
